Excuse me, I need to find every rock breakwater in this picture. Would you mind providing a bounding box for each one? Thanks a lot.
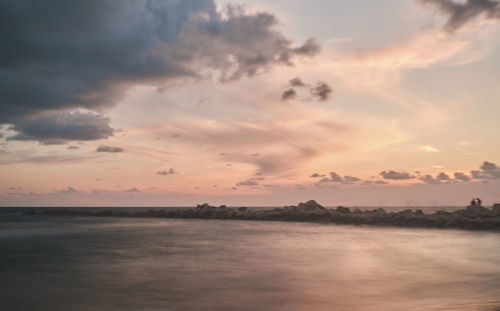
[23,200,500,231]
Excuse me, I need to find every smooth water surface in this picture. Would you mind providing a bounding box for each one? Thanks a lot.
[1,214,499,311]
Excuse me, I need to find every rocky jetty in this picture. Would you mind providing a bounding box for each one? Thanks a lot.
[23,200,500,231]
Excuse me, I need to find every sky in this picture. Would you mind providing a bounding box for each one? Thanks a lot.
[1,0,500,207]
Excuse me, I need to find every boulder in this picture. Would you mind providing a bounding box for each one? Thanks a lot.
[297,200,325,211]
[336,206,351,214]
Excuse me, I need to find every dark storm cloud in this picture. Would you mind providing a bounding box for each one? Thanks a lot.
[281,89,297,100]
[379,170,416,180]
[96,145,124,153]
[420,0,500,31]
[0,0,320,142]
[7,111,114,144]
[289,77,307,87]
[311,82,333,101]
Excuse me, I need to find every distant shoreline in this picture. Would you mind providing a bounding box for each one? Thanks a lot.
[22,200,500,232]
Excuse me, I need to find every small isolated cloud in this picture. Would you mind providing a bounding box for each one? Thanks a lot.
[469,161,500,180]
[454,172,471,182]
[249,153,260,157]
[437,172,451,181]
[423,145,439,152]
[68,146,79,150]
[311,82,333,101]
[289,77,307,87]
[343,176,362,183]
[236,176,265,187]
[231,187,238,191]
[8,191,38,197]
[361,180,388,186]
[157,168,176,176]
[124,187,140,193]
[419,175,441,184]
[52,187,77,195]
[281,89,297,100]
[295,184,306,190]
[380,170,416,180]
[310,173,326,178]
[96,145,124,153]
[316,171,362,185]
[420,0,500,32]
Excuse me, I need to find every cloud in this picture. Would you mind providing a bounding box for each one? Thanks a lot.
[380,170,416,180]
[329,172,344,182]
[157,168,176,175]
[423,145,439,152]
[454,172,471,181]
[68,146,79,150]
[310,173,326,178]
[420,0,500,32]
[158,118,345,175]
[0,0,319,133]
[237,179,259,186]
[125,187,140,193]
[476,161,500,179]
[419,174,441,184]
[281,89,297,100]
[295,184,306,190]
[437,172,451,181]
[51,187,77,195]
[7,111,114,144]
[96,145,124,153]
[418,172,453,184]
[361,180,388,185]
[7,191,38,197]
[289,77,307,87]
[311,82,333,101]
[315,171,362,185]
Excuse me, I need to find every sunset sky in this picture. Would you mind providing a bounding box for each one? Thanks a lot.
[1,0,500,207]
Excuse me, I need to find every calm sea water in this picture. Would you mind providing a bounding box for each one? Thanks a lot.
[1,210,499,311]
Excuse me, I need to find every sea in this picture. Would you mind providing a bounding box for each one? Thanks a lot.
[1,206,499,311]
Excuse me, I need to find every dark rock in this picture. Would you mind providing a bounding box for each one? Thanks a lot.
[297,200,325,211]
[25,201,500,232]
[336,206,351,214]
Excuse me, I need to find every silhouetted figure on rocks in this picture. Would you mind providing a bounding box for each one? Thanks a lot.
[470,199,476,206]
[476,198,482,206]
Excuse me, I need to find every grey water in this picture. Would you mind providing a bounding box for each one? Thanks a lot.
[1,211,500,311]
